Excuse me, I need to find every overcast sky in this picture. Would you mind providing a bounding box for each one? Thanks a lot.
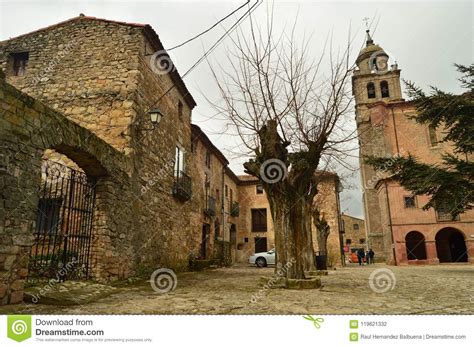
[1,0,472,218]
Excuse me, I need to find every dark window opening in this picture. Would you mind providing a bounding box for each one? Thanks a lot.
[251,208,267,232]
[367,82,376,99]
[359,238,366,244]
[11,52,29,76]
[178,101,183,120]
[404,196,416,208]
[353,223,359,230]
[205,151,211,168]
[346,239,352,245]
[256,183,264,195]
[380,81,390,98]
[428,125,438,147]
[244,237,249,243]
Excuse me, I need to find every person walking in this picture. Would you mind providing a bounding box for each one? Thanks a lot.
[368,249,375,264]
[357,248,364,266]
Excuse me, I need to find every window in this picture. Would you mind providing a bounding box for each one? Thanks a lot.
[359,238,366,244]
[244,237,249,243]
[346,239,352,245]
[216,189,220,202]
[435,201,460,221]
[353,223,359,230]
[230,188,233,204]
[428,125,438,147]
[225,185,228,198]
[380,80,390,98]
[11,52,29,76]
[191,139,197,153]
[205,151,211,168]
[174,145,185,176]
[367,82,376,99]
[256,183,264,195]
[251,208,267,232]
[404,196,416,208]
[178,101,183,120]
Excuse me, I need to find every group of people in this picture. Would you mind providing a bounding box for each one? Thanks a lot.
[356,248,375,265]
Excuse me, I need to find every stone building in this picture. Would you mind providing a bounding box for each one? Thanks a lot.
[353,31,474,265]
[189,124,239,266]
[235,172,344,267]
[340,213,367,259]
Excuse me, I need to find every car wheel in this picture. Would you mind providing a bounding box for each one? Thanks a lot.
[256,257,267,268]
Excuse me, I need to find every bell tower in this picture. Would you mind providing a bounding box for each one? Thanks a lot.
[352,30,403,107]
[353,30,403,262]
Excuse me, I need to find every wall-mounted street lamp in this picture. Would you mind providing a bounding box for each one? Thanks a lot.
[148,108,164,129]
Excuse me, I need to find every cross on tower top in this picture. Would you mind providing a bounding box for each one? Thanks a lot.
[363,17,370,29]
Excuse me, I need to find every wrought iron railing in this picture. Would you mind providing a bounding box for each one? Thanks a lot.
[173,171,192,201]
[205,195,216,216]
[230,201,240,217]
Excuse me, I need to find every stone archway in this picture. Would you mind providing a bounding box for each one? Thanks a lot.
[435,228,468,263]
[405,231,427,260]
[0,76,133,304]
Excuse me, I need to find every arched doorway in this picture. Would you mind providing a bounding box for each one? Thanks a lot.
[405,231,427,260]
[435,228,468,263]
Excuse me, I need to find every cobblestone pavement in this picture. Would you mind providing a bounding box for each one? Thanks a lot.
[2,263,474,315]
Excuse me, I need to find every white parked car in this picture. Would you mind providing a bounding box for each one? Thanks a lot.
[249,248,276,267]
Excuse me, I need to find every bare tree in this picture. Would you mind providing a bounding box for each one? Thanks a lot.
[210,10,355,281]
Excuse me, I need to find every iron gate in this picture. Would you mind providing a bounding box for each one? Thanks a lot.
[28,160,96,282]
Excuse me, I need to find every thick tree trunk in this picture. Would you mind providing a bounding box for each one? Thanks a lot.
[270,194,315,280]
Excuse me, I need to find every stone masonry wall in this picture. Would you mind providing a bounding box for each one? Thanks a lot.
[128,33,195,272]
[0,16,142,153]
[0,73,133,304]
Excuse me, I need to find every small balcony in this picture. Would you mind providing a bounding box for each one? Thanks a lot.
[230,201,239,217]
[173,171,192,201]
[204,195,216,217]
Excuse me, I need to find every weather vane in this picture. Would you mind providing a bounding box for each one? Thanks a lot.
[363,17,370,29]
